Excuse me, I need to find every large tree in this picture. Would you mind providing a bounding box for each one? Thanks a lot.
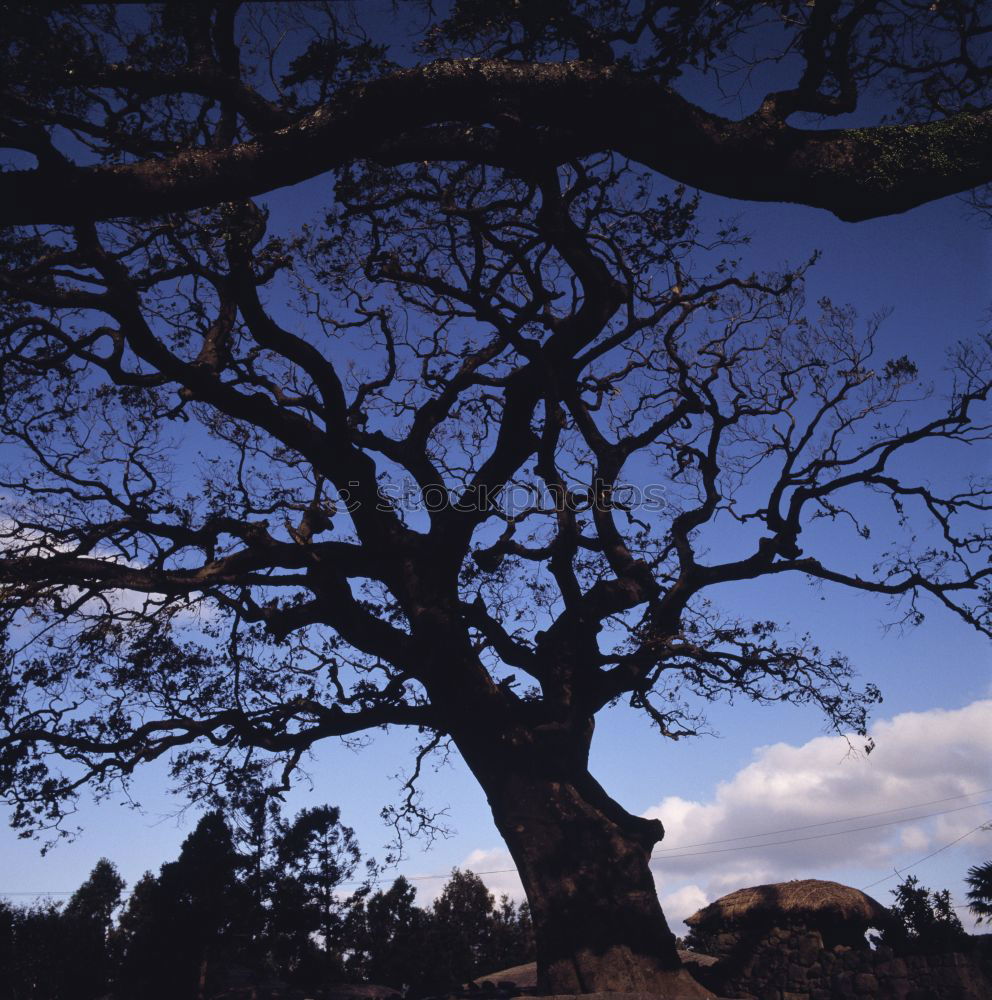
[1,4,990,996]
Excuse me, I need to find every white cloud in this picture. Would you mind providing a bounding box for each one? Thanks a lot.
[661,884,708,933]
[460,847,525,903]
[408,848,524,907]
[644,700,992,929]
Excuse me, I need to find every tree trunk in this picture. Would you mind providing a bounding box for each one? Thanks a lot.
[456,726,713,997]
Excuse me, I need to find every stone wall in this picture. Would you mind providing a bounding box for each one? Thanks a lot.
[687,925,992,1000]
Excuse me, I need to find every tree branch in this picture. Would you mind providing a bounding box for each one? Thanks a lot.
[3,61,989,226]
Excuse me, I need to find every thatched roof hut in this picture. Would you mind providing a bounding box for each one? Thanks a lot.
[685,879,889,949]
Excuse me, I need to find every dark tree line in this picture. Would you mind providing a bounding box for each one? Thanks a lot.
[0,803,534,1000]
[1,4,990,995]
[0,858,125,1000]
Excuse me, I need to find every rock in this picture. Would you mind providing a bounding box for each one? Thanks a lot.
[853,972,878,993]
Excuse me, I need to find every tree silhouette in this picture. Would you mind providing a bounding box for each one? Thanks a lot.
[430,868,535,988]
[345,870,534,992]
[0,899,64,1000]
[232,790,283,968]
[271,803,363,985]
[880,875,970,956]
[431,869,501,988]
[64,857,126,932]
[63,858,126,1000]
[116,872,168,999]
[0,859,124,1000]
[116,812,246,1000]
[965,860,992,925]
[345,877,433,990]
[1,3,991,994]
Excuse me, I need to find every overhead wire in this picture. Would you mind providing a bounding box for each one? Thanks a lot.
[648,799,992,863]
[2,791,988,897]
[861,821,990,891]
[650,788,992,852]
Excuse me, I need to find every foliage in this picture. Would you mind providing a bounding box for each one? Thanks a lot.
[115,811,248,999]
[112,798,368,995]
[429,868,534,989]
[0,858,124,1000]
[964,859,992,925]
[346,872,534,991]
[877,875,970,956]
[0,899,67,1000]
[345,875,433,989]
[0,806,533,998]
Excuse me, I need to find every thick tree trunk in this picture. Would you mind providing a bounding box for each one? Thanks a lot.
[456,726,712,997]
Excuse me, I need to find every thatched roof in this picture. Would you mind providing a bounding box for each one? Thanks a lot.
[684,879,889,931]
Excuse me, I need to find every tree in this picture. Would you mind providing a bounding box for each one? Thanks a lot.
[879,875,970,955]
[0,859,124,1000]
[1,3,991,995]
[116,812,247,999]
[230,792,365,985]
[64,857,126,934]
[0,899,65,1000]
[115,872,169,999]
[232,789,283,967]
[62,858,126,999]
[487,893,536,978]
[965,860,992,925]
[431,869,502,987]
[430,868,536,987]
[345,869,534,991]
[345,876,433,989]
[271,803,363,984]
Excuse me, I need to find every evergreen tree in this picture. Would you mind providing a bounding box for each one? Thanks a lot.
[63,858,126,999]
[0,900,65,1000]
[0,862,124,1000]
[345,877,431,989]
[116,872,168,999]
[231,791,283,972]
[273,805,362,985]
[0,901,14,1000]
[485,895,536,975]
[64,857,126,931]
[431,869,497,987]
[117,812,246,999]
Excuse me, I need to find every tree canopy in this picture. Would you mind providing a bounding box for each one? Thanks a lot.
[0,3,990,994]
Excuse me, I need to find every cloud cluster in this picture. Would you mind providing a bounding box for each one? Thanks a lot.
[644,699,992,931]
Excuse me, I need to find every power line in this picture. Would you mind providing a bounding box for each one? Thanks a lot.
[649,800,992,863]
[3,796,988,898]
[651,788,992,852]
[861,821,991,891]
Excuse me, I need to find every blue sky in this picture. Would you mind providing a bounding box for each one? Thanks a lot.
[1,3,990,942]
